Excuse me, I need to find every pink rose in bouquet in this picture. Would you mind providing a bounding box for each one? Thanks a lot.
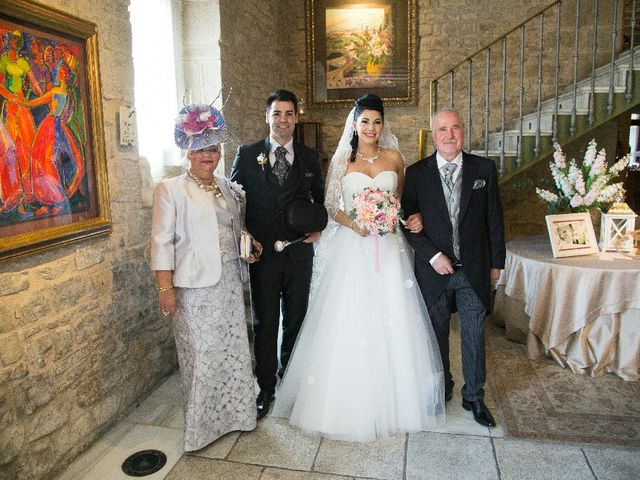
[349,187,403,235]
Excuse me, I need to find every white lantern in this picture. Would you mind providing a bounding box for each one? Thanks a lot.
[600,203,637,252]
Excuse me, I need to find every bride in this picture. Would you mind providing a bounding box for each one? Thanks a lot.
[272,94,445,441]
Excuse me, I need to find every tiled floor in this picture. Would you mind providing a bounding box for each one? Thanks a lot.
[55,329,640,480]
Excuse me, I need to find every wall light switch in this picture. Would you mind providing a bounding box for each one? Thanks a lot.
[119,106,136,146]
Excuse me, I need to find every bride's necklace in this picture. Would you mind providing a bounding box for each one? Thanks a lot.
[356,146,381,164]
[187,169,223,198]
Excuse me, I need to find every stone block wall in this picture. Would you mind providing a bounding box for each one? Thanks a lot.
[0,1,176,479]
[179,0,223,106]
[276,0,618,170]
[432,1,620,150]
[294,0,554,164]
[219,0,306,173]
[217,0,623,238]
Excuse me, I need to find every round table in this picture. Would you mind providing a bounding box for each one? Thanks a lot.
[492,235,640,381]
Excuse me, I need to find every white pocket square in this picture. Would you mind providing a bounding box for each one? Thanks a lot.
[473,179,486,189]
[305,172,314,177]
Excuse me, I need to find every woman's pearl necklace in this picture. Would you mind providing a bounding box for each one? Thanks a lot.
[187,170,223,198]
[356,146,381,164]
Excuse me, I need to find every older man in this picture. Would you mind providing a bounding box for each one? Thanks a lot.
[402,107,505,427]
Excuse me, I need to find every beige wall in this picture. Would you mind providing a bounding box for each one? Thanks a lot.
[178,1,222,106]
[220,0,611,167]
[219,0,305,169]
[217,0,621,242]
[0,1,176,479]
[297,0,554,164]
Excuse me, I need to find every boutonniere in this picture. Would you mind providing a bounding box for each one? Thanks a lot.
[257,152,268,170]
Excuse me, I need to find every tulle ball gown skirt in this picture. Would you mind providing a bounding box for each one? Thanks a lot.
[273,227,445,442]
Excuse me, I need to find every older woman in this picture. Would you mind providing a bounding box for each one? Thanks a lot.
[151,103,260,452]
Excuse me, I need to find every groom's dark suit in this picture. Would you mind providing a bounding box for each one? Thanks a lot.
[402,151,505,403]
[231,138,324,395]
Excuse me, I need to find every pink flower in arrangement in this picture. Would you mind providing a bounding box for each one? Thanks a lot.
[176,104,221,135]
[349,187,403,236]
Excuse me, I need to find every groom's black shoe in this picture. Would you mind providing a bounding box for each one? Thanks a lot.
[256,391,275,420]
[462,399,496,427]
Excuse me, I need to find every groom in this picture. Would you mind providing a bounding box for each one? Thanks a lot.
[230,89,325,420]
[402,107,505,427]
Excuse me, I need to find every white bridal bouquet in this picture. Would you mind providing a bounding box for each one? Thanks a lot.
[536,139,629,213]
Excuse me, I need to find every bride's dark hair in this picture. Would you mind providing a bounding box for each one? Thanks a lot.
[350,94,385,162]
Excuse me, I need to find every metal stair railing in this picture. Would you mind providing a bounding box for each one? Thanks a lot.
[429,0,635,179]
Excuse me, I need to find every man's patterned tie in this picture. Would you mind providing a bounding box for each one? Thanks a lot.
[273,146,290,185]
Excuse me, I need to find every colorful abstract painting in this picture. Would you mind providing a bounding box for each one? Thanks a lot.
[0,25,88,225]
[1,0,110,260]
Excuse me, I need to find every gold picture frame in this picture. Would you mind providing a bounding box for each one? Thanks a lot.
[545,213,600,258]
[306,0,417,108]
[0,0,110,261]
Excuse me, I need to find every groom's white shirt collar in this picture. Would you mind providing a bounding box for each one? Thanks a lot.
[269,137,294,167]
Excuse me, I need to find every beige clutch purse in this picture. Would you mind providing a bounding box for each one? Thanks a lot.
[240,231,253,259]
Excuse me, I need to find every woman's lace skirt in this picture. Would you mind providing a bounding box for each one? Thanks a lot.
[173,223,255,451]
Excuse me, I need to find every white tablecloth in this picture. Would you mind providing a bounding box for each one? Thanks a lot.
[493,236,640,381]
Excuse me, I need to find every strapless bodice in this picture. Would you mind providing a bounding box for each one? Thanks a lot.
[342,171,398,211]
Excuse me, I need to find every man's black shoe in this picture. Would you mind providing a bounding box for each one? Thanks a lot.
[256,391,275,420]
[462,399,496,427]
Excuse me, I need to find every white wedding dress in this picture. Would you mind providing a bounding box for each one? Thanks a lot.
[272,170,445,441]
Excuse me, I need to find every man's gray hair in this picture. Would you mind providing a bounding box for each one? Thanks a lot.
[431,106,464,128]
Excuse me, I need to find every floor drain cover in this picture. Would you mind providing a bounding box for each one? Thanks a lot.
[122,450,167,477]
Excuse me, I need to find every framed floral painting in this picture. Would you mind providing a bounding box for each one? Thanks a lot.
[0,0,110,261]
[306,0,417,108]
[545,213,600,258]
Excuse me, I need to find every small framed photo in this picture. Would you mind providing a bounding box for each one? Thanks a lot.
[545,213,600,258]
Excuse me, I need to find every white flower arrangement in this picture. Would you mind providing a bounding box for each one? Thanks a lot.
[536,139,629,213]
